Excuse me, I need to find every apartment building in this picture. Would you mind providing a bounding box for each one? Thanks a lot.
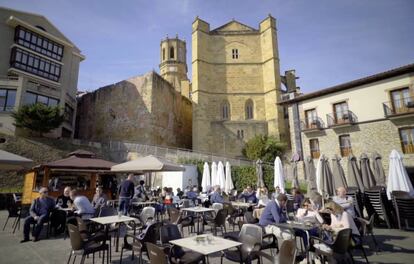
[0,7,84,137]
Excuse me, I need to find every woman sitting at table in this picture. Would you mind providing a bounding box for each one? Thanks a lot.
[296,198,324,224]
[256,187,270,208]
[92,186,108,210]
[320,201,360,242]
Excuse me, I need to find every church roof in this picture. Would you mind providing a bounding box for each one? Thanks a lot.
[211,20,258,34]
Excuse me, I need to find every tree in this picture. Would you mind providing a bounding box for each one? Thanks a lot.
[242,134,286,162]
[12,103,64,137]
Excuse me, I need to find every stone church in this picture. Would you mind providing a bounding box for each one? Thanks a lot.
[76,15,295,158]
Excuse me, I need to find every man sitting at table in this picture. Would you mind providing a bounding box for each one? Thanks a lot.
[209,186,224,204]
[21,187,55,243]
[238,185,258,204]
[259,193,293,240]
[69,189,95,219]
[50,186,73,235]
[332,186,356,217]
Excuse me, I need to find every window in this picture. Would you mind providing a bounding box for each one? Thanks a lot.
[0,89,17,111]
[339,135,352,157]
[162,48,165,60]
[391,88,412,114]
[64,103,74,124]
[221,101,230,120]
[333,101,349,123]
[232,49,239,59]
[14,26,64,61]
[305,109,317,128]
[170,47,174,59]
[237,130,244,139]
[245,99,254,120]
[400,127,414,154]
[309,139,320,159]
[10,47,61,82]
[24,92,59,107]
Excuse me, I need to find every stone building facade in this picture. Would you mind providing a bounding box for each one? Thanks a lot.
[0,7,84,138]
[75,71,192,149]
[191,16,289,157]
[282,64,414,180]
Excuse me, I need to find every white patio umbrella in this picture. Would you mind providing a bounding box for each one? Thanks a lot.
[201,162,211,192]
[316,155,323,194]
[224,161,234,194]
[211,161,218,187]
[274,156,285,193]
[0,150,33,170]
[386,150,414,199]
[217,161,226,190]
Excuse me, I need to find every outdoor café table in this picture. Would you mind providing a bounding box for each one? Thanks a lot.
[273,221,320,263]
[181,207,216,234]
[170,234,242,264]
[90,215,136,252]
[231,201,254,208]
[131,201,156,207]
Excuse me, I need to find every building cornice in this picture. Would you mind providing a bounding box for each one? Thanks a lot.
[8,68,61,87]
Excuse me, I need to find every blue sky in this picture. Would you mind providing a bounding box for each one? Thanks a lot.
[2,0,413,93]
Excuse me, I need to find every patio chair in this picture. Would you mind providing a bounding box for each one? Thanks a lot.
[67,224,109,264]
[356,214,379,252]
[255,239,296,264]
[120,221,162,264]
[160,224,205,264]
[393,197,414,230]
[204,208,228,235]
[146,242,168,264]
[364,187,393,228]
[351,218,371,263]
[311,228,352,264]
[347,187,364,218]
[221,224,262,264]
[223,203,239,231]
[243,211,258,224]
[3,198,21,232]
[166,207,194,234]
[212,203,224,212]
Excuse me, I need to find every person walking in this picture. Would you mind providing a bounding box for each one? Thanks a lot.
[118,174,135,215]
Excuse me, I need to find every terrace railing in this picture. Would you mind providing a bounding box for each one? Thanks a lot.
[383,96,414,117]
[300,117,325,131]
[326,110,357,127]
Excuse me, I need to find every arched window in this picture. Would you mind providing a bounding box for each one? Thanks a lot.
[245,99,254,120]
[221,101,230,120]
[170,47,174,59]
[162,48,165,60]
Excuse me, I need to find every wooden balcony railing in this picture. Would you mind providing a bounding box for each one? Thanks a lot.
[383,97,414,117]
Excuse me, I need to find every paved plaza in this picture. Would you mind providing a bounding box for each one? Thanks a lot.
[1,210,413,264]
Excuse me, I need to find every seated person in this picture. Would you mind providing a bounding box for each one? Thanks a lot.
[134,180,147,201]
[50,186,73,235]
[238,186,258,204]
[271,186,282,199]
[321,201,360,242]
[296,198,324,224]
[291,187,305,211]
[259,194,292,240]
[209,186,224,204]
[186,187,199,200]
[21,187,55,243]
[92,186,108,209]
[176,188,184,199]
[256,187,270,207]
[69,189,95,219]
[332,186,356,217]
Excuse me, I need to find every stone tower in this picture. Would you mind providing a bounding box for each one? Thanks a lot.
[159,36,190,97]
[191,15,288,157]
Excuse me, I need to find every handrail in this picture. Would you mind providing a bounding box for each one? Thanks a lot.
[300,117,325,131]
[383,96,414,117]
[0,75,20,81]
[326,110,357,127]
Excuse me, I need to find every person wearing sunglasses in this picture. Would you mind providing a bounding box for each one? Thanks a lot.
[21,187,55,243]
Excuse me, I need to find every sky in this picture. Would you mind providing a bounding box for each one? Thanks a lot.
[2,0,414,93]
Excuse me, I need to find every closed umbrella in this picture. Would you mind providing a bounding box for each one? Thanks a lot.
[331,155,348,189]
[305,156,317,194]
[224,161,234,194]
[386,150,414,199]
[217,161,226,190]
[360,153,376,190]
[201,162,211,192]
[291,153,300,189]
[317,155,334,197]
[256,159,265,188]
[347,154,363,192]
[274,156,285,193]
[211,161,218,187]
[316,155,323,194]
[372,151,386,186]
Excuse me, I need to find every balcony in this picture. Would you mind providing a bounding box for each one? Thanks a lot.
[300,117,325,132]
[326,110,357,127]
[383,97,414,119]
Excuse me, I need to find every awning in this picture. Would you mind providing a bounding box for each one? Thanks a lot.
[111,155,185,173]
[0,150,33,170]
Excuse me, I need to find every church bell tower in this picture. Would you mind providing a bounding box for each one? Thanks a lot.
[159,35,189,96]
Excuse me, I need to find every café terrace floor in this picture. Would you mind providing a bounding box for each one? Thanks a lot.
[1,210,413,264]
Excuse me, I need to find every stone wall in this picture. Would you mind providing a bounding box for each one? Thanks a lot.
[76,71,192,149]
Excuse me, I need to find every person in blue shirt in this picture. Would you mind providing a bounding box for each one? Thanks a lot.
[186,187,199,200]
[209,186,224,204]
[238,186,258,204]
[259,193,287,226]
[118,174,135,215]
